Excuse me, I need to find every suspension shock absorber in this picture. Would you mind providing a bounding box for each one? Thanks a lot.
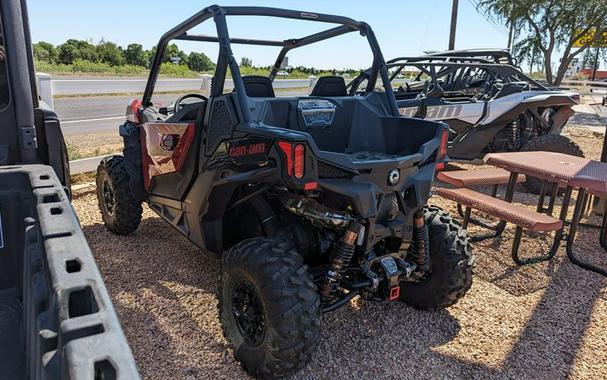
[412,209,430,276]
[320,222,363,301]
[509,118,521,150]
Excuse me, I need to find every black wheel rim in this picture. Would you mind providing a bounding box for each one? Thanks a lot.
[231,280,266,346]
[101,177,116,216]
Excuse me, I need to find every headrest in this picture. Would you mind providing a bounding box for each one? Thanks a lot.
[311,76,347,97]
[241,75,275,98]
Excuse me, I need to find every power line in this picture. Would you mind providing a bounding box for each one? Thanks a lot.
[467,0,509,35]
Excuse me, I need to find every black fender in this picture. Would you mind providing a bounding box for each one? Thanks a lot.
[118,122,146,202]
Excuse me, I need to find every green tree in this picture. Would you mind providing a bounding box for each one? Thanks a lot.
[165,43,188,66]
[57,39,98,64]
[187,51,215,72]
[478,0,607,85]
[240,57,252,67]
[123,43,147,66]
[96,40,124,66]
[33,41,57,63]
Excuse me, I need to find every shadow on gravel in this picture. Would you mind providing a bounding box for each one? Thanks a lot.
[569,111,607,127]
[83,218,248,379]
[437,186,607,378]
[295,301,499,379]
[499,244,606,379]
[81,206,606,379]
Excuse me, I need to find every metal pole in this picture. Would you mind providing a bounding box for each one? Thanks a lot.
[507,22,513,50]
[593,126,607,215]
[448,0,459,50]
[591,47,600,82]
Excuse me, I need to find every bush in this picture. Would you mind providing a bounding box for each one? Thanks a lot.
[158,62,197,77]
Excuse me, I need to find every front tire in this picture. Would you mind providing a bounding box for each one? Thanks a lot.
[96,155,142,235]
[399,206,474,309]
[520,134,584,194]
[219,238,320,379]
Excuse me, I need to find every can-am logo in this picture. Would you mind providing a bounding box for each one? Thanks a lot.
[399,104,462,119]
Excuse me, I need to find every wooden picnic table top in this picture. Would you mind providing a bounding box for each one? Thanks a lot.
[484,151,607,196]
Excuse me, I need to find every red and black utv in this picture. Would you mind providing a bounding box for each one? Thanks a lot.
[96,5,474,378]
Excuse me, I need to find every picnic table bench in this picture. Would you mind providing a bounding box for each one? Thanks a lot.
[435,152,607,275]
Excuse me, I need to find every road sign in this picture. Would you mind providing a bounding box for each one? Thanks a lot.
[573,28,607,48]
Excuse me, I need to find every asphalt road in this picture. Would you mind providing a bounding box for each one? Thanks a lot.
[57,91,305,136]
[52,77,311,95]
[52,77,203,96]
[56,94,177,136]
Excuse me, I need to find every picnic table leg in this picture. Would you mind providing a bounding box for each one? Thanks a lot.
[544,182,560,216]
[536,180,548,213]
[469,172,518,242]
[600,205,607,250]
[457,183,501,230]
[511,185,572,265]
[567,188,607,276]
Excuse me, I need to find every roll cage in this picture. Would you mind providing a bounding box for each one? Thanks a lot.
[385,59,548,91]
[142,4,400,117]
[424,48,517,65]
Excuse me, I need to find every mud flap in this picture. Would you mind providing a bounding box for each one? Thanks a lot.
[119,122,146,202]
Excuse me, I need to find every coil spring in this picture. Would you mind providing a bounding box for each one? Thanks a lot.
[509,119,521,150]
[319,223,362,300]
[413,223,431,274]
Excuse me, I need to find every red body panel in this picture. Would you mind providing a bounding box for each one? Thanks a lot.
[139,122,196,189]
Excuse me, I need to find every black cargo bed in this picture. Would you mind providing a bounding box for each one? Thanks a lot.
[0,165,139,380]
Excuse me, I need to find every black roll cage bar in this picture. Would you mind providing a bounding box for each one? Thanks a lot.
[383,59,548,91]
[142,5,400,118]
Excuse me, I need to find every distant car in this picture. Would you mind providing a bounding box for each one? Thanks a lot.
[276,70,289,77]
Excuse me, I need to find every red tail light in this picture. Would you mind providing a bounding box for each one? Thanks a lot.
[436,129,449,171]
[294,144,305,179]
[278,141,306,179]
[126,99,142,124]
[278,141,293,176]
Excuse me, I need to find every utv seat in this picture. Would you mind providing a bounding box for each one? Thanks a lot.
[241,75,275,98]
[311,76,347,97]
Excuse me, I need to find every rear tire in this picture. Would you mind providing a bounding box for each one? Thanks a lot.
[399,206,474,310]
[219,238,320,379]
[96,155,142,235]
[520,134,584,194]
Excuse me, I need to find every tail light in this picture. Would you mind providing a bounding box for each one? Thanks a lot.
[278,141,294,176]
[294,144,305,179]
[278,141,306,179]
[126,99,142,124]
[435,129,449,171]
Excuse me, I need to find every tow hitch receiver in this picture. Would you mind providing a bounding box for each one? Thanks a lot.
[389,286,400,301]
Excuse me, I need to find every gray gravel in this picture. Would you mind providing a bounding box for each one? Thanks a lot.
[72,129,607,379]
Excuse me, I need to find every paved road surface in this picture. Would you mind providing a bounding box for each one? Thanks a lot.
[53,77,203,95]
[57,91,306,136]
[52,76,311,96]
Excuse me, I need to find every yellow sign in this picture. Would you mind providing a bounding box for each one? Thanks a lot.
[573,28,607,48]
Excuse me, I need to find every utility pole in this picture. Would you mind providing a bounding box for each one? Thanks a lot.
[506,4,514,51]
[591,47,600,82]
[448,0,459,50]
[507,21,514,51]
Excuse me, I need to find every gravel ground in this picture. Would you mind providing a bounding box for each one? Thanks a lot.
[72,127,607,379]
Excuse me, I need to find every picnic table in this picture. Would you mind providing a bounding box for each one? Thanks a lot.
[484,151,607,276]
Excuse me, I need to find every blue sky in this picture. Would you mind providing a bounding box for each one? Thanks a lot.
[28,0,511,70]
